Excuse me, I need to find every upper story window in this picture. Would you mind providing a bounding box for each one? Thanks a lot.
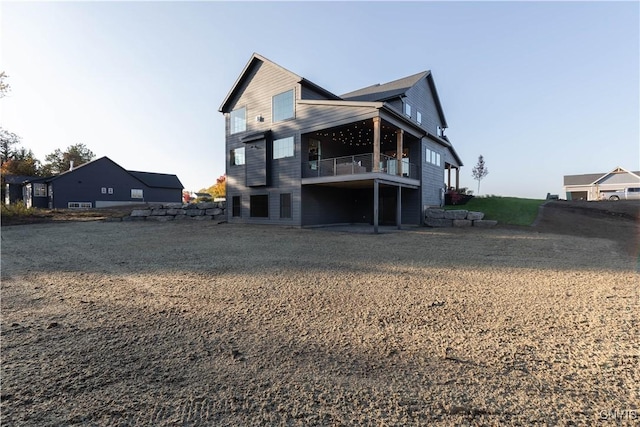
[230,107,246,134]
[273,136,294,159]
[404,102,411,117]
[273,89,294,122]
[426,148,441,167]
[231,147,245,165]
[417,111,422,124]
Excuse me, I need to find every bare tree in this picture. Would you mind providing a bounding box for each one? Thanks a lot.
[471,155,489,195]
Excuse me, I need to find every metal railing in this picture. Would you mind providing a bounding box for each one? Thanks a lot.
[303,153,417,179]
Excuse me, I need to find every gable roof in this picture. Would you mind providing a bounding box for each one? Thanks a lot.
[341,71,448,128]
[219,53,340,113]
[564,167,640,186]
[128,171,183,189]
[4,174,39,185]
[40,156,183,189]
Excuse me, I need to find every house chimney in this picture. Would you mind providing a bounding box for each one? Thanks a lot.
[69,160,74,171]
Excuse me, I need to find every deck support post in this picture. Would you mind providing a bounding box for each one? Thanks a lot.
[373,117,381,172]
[447,165,452,189]
[456,167,460,191]
[396,185,402,230]
[373,179,379,234]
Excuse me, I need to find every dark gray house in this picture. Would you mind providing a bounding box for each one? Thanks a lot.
[219,53,463,231]
[21,156,183,209]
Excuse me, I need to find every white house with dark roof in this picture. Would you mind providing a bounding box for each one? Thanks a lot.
[563,166,640,200]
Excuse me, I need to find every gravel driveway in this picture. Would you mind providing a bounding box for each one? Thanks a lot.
[1,220,638,425]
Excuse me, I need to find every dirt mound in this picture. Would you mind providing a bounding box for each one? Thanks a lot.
[530,200,639,255]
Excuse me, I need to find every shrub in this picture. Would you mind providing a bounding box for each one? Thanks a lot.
[1,201,37,219]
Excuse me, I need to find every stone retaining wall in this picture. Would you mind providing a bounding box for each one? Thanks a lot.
[120,202,227,223]
[425,208,497,228]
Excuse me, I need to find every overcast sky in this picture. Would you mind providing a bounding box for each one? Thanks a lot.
[2,1,638,198]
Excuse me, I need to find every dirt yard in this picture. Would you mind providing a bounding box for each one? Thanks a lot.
[1,202,638,425]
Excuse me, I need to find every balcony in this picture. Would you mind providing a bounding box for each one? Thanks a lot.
[303,153,417,180]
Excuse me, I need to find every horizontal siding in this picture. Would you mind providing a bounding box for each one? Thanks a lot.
[405,79,443,134]
[421,138,446,208]
[296,104,378,134]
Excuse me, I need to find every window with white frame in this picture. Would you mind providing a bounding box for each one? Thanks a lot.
[131,189,144,199]
[272,89,294,122]
[231,147,245,165]
[230,107,246,134]
[405,102,411,117]
[101,187,107,194]
[417,111,422,124]
[108,188,114,194]
[34,183,47,197]
[426,148,441,167]
[273,136,294,159]
[68,202,92,208]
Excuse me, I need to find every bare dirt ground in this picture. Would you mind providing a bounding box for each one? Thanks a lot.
[1,201,638,426]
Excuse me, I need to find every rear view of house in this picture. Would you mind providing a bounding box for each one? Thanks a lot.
[22,156,183,209]
[220,53,463,231]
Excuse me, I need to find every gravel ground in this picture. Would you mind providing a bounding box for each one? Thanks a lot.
[1,214,639,425]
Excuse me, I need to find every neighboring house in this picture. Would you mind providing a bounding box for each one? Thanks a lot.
[20,156,183,209]
[219,53,463,231]
[4,175,38,205]
[563,166,640,201]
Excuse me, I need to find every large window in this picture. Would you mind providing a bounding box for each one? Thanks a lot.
[272,89,294,122]
[250,194,269,218]
[231,147,245,165]
[280,193,292,219]
[131,189,144,199]
[273,136,294,159]
[232,196,241,217]
[230,107,246,134]
[417,111,422,124]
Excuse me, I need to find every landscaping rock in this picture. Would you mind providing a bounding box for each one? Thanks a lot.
[444,210,468,220]
[206,208,223,216]
[425,208,445,219]
[453,219,472,227]
[164,203,183,209]
[130,209,151,217]
[186,209,205,216]
[197,202,216,210]
[147,215,173,222]
[467,211,484,221]
[150,209,167,216]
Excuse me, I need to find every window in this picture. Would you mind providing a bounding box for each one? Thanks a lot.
[108,188,114,194]
[101,187,107,194]
[34,183,46,197]
[68,202,92,208]
[250,194,269,218]
[417,111,422,124]
[280,193,292,219]
[230,107,246,134]
[273,89,294,122]
[426,148,441,167]
[405,102,411,117]
[273,136,294,159]
[231,147,245,165]
[232,196,241,217]
[131,189,144,199]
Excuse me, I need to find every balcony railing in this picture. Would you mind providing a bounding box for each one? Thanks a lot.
[303,153,417,179]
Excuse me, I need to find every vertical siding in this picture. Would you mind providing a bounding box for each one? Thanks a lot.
[224,59,304,225]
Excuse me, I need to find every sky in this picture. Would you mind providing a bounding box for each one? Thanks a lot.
[1,1,638,198]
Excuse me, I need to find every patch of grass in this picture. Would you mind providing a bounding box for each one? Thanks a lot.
[447,196,545,226]
[1,202,38,219]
